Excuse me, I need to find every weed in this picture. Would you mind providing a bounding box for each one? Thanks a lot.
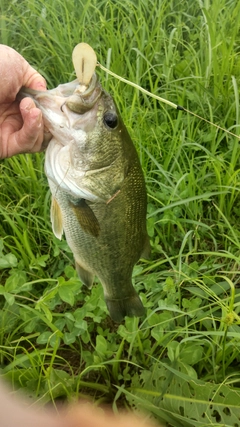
[0,0,240,426]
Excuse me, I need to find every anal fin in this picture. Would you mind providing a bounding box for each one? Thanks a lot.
[141,234,151,260]
[75,261,94,288]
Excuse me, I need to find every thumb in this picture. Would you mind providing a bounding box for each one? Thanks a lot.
[23,64,47,91]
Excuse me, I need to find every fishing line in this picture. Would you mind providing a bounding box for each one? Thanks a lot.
[97,62,240,141]
[53,156,71,198]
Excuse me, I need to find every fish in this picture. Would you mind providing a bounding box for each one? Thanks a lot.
[19,72,150,322]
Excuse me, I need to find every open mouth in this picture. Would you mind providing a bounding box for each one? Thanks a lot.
[18,74,102,135]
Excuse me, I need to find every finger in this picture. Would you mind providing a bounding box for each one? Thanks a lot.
[23,64,47,91]
[9,98,45,154]
[20,97,38,118]
[65,405,159,427]
[20,102,44,152]
[20,98,52,152]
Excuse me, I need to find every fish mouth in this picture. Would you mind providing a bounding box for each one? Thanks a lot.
[60,73,102,114]
[18,73,101,108]
[18,75,108,201]
[18,74,102,141]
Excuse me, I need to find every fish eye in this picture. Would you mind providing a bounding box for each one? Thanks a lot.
[103,112,118,129]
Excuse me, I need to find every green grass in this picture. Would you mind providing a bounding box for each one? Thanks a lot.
[1,0,240,425]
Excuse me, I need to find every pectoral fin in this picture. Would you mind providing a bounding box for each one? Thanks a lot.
[69,198,100,237]
[50,197,63,240]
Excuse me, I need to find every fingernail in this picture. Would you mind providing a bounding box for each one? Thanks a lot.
[35,82,47,91]
[23,99,34,111]
[36,112,42,127]
[30,109,42,127]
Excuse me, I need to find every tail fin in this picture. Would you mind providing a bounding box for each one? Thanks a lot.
[105,293,145,322]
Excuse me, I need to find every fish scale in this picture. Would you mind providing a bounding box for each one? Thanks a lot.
[19,71,150,322]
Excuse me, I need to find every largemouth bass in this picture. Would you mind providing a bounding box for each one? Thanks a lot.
[20,72,150,322]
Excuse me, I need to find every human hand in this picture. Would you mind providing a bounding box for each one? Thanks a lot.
[65,403,161,427]
[0,44,47,159]
[0,382,163,427]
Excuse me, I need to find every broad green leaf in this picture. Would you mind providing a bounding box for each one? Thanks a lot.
[63,331,77,345]
[74,318,88,333]
[37,331,52,344]
[35,302,53,323]
[0,253,18,270]
[58,285,75,306]
[128,363,240,426]
[167,341,179,362]
[64,265,78,279]
[179,342,203,366]
[4,292,15,305]
[0,285,5,294]
[95,335,108,356]
[72,322,88,336]
[54,318,66,331]
[5,270,27,293]
[30,254,49,268]
[24,318,39,334]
